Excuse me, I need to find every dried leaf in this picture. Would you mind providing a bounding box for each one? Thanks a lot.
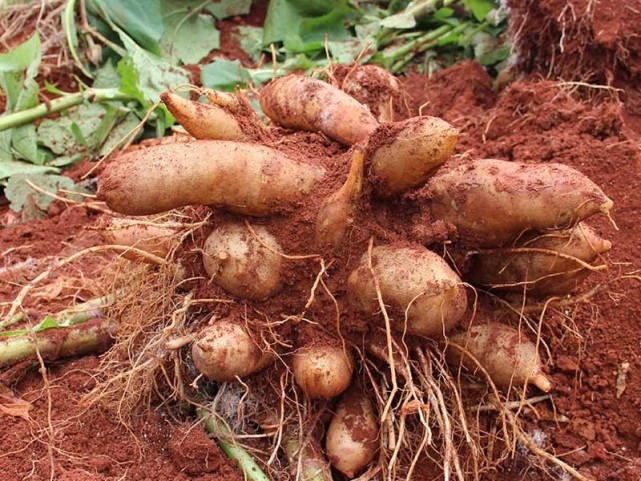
[0,385,32,421]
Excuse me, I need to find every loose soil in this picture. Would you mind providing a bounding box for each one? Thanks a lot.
[2,1,641,481]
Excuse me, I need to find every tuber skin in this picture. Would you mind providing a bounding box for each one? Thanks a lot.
[348,245,467,337]
[96,216,176,262]
[315,149,364,249]
[339,64,405,122]
[446,323,552,392]
[283,426,333,481]
[259,75,379,146]
[325,383,378,478]
[191,320,272,382]
[367,116,458,196]
[161,92,247,141]
[97,140,325,216]
[425,158,614,248]
[202,223,283,300]
[292,345,354,399]
[467,223,612,296]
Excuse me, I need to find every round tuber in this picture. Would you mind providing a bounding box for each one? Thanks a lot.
[202,223,283,300]
[325,383,378,478]
[348,244,467,337]
[192,320,272,382]
[292,345,354,399]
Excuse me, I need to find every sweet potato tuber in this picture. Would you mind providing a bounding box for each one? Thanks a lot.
[259,75,379,145]
[97,141,325,216]
[446,323,552,392]
[366,116,458,196]
[315,149,364,249]
[96,217,177,262]
[292,345,354,399]
[192,320,272,382]
[348,244,467,337]
[161,92,248,140]
[425,159,613,247]
[202,223,283,300]
[467,223,611,295]
[325,383,378,478]
[339,64,405,122]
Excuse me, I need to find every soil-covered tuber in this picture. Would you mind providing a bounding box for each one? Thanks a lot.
[96,217,177,262]
[202,223,283,300]
[467,223,612,295]
[292,345,354,399]
[191,320,272,382]
[325,383,378,478]
[367,116,458,196]
[348,245,467,337]
[259,75,379,145]
[446,323,552,392]
[425,159,613,247]
[97,141,325,216]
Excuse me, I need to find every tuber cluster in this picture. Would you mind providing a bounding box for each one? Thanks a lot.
[95,68,613,480]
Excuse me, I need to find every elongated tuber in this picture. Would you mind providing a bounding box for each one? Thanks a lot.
[467,223,612,295]
[161,92,248,140]
[315,149,364,249]
[97,141,325,216]
[425,159,613,247]
[446,323,552,392]
[260,75,379,145]
[348,244,467,337]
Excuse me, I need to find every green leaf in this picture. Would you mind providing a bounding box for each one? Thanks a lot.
[5,173,83,213]
[11,124,44,164]
[160,10,220,64]
[37,103,109,155]
[234,26,264,61]
[116,30,190,105]
[201,59,250,91]
[89,0,164,55]
[263,0,350,46]
[0,34,41,72]
[99,112,141,156]
[463,0,495,22]
[0,160,58,181]
[380,11,416,29]
[206,0,252,19]
[92,61,121,89]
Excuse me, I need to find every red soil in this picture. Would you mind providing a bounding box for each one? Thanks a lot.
[2,2,641,481]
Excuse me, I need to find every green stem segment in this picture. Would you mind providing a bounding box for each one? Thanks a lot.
[390,22,469,73]
[0,318,117,367]
[0,88,133,132]
[198,408,271,481]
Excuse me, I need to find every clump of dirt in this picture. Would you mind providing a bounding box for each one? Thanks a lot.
[0,356,243,481]
[506,0,641,134]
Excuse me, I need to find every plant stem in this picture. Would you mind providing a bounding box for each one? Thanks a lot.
[0,318,117,368]
[390,22,469,73]
[0,88,133,132]
[198,408,271,481]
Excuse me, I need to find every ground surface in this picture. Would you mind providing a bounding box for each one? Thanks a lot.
[1,1,641,480]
